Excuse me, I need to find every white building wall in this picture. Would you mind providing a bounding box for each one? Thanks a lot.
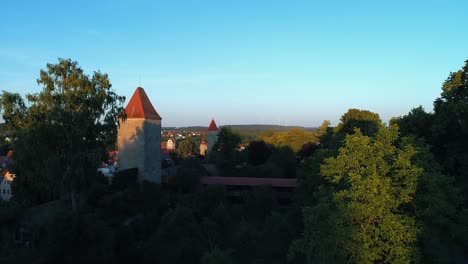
[0,172,14,201]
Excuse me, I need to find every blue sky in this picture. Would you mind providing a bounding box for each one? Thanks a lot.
[1,0,468,127]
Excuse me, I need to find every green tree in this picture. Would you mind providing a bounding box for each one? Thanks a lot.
[334,108,381,137]
[39,210,113,263]
[431,59,468,203]
[293,126,421,263]
[213,127,241,159]
[390,106,433,141]
[12,124,62,204]
[256,212,295,264]
[0,91,28,132]
[267,146,297,178]
[321,126,420,263]
[247,140,274,166]
[11,58,125,210]
[177,138,199,157]
[168,159,204,193]
[146,206,204,264]
[406,137,467,263]
[212,127,241,175]
[289,197,344,264]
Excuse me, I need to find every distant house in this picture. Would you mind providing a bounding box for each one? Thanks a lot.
[97,165,116,184]
[161,142,173,163]
[107,150,118,166]
[167,137,176,151]
[200,139,208,156]
[238,143,246,151]
[0,170,14,201]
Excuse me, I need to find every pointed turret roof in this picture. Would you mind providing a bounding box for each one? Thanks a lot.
[125,87,162,120]
[207,119,219,132]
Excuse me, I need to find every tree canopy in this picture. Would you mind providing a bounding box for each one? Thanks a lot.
[177,138,199,157]
[292,125,421,263]
[9,58,125,208]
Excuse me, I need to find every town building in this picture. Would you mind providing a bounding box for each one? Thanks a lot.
[0,170,14,201]
[200,139,208,156]
[167,137,176,151]
[117,87,162,183]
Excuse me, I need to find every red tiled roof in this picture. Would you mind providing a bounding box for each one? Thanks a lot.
[207,119,219,132]
[125,87,162,120]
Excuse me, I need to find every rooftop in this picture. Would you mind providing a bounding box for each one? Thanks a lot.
[207,119,219,132]
[162,175,297,188]
[125,87,162,120]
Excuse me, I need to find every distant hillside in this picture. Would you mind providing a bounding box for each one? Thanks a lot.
[164,124,319,132]
[226,124,319,132]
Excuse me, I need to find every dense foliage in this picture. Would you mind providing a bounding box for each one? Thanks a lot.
[3,59,125,210]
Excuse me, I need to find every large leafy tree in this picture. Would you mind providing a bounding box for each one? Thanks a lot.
[213,127,241,159]
[334,108,381,136]
[323,126,420,263]
[390,106,433,141]
[432,59,468,203]
[146,206,204,263]
[11,58,125,209]
[292,125,421,263]
[177,138,199,157]
[212,127,241,175]
[247,140,274,166]
[406,137,467,263]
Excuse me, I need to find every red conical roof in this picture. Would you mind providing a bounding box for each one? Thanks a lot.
[125,87,162,120]
[207,119,219,132]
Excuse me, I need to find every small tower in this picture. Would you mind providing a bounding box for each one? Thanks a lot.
[117,87,162,183]
[206,119,219,154]
[200,139,208,156]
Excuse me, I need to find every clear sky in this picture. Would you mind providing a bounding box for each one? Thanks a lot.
[1,0,468,127]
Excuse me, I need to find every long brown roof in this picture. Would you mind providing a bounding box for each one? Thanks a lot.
[162,175,297,188]
[125,87,162,120]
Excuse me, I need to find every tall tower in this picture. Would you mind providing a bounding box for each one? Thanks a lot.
[206,118,219,154]
[117,87,162,183]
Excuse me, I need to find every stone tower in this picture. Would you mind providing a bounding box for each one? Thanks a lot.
[206,119,219,154]
[117,87,162,183]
